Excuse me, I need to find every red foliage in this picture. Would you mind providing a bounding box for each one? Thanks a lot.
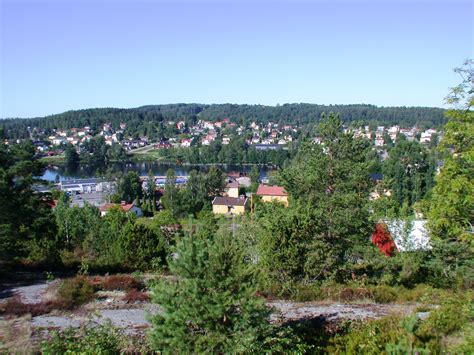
[123,289,150,303]
[371,223,397,257]
[0,296,66,317]
[101,275,143,291]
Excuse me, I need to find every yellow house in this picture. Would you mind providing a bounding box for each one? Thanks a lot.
[226,181,240,198]
[212,196,247,215]
[256,184,289,207]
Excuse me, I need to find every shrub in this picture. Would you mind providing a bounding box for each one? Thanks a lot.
[0,297,63,317]
[40,321,123,354]
[100,274,142,291]
[371,285,398,303]
[56,276,95,309]
[416,296,471,341]
[0,296,30,316]
[123,289,150,303]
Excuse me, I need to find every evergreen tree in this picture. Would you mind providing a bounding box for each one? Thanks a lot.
[118,171,142,203]
[205,166,227,197]
[64,144,80,172]
[161,169,181,217]
[274,113,374,281]
[145,170,156,211]
[249,165,260,192]
[0,141,59,263]
[428,60,474,247]
[383,137,435,211]
[150,232,272,353]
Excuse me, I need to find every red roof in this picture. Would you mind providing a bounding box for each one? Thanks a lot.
[100,203,135,213]
[256,184,288,197]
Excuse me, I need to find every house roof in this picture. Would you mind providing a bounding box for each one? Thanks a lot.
[256,184,288,196]
[100,203,135,213]
[212,196,247,206]
[226,181,239,189]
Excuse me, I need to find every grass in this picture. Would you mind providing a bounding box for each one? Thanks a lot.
[265,281,461,305]
[0,315,33,353]
[39,154,66,164]
[326,292,474,354]
[129,149,168,162]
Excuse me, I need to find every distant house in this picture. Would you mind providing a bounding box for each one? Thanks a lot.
[386,220,431,251]
[212,196,248,215]
[254,144,281,151]
[181,138,193,147]
[100,202,143,217]
[256,184,289,206]
[225,181,240,198]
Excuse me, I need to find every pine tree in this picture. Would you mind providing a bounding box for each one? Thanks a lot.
[161,169,181,217]
[149,232,272,353]
[276,113,373,281]
[428,60,474,247]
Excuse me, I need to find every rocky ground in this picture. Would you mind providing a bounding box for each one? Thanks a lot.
[1,277,417,334]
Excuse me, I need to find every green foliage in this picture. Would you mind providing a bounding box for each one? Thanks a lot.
[262,113,373,283]
[118,171,142,203]
[160,169,180,217]
[79,207,168,271]
[40,322,124,354]
[383,137,436,210]
[56,276,95,309]
[118,221,167,270]
[64,144,79,173]
[162,167,226,217]
[150,231,273,353]
[0,141,59,264]
[1,104,446,141]
[329,316,407,354]
[428,60,473,248]
[328,292,474,354]
[54,202,101,252]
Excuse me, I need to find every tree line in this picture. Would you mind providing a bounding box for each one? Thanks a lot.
[1,103,445,140]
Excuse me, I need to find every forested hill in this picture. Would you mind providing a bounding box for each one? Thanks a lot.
[0,103,446,139]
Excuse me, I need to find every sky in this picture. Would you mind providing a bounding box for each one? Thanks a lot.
[0,0,472,118]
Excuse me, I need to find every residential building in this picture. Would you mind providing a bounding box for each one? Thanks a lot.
[100,202,143,217]
[256,184,289,206]
[225,181,239,198]
[212,196,248,215]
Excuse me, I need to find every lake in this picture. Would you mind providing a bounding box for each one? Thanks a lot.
[41,162,274,182]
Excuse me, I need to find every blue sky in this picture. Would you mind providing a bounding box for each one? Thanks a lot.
[1,0,472,118]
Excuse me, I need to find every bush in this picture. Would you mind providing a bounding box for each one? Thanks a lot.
[123,289,150,303]
[100,274,142,291]
[56,276,95,309]
[0,297,64,317]
[292,283,399,303]
[41,322,123,354]
[416,296,471,341]
[0,296,30,316]
[329,316,406,354]
[371,285,398,303]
